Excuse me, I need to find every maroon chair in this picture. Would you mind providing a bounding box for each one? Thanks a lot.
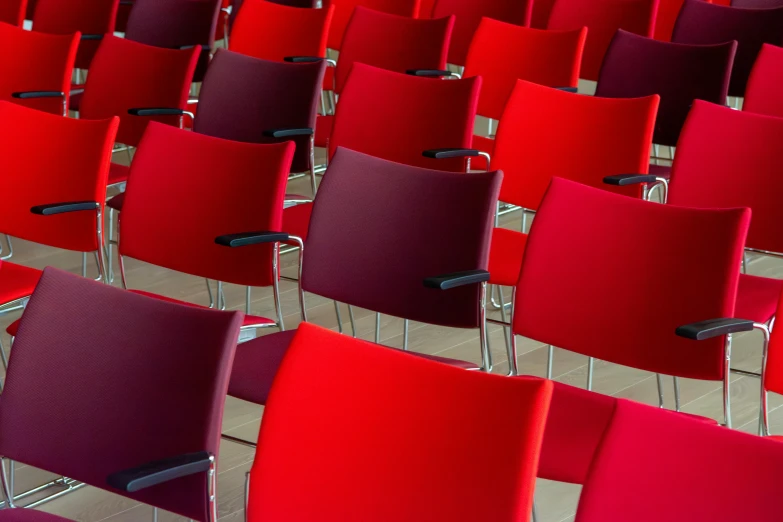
[222,148,502,444]
[671,0,783,97]
[732,0,783,7]
[0,267,243,521]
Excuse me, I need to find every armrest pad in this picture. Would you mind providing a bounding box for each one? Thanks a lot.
[107,451,212,493]
[406,69,456,78]
[31,201,99,215]
[284,56,324,63]
[179,44,211,51]
[262,128,314,138]
[215,231,290,247]
[675,318,755,341]
[603,174,658,186]
[81,34,104,41]
[128,108,186,117]
[424,270,490,290]
[556,86,578,93]
[12,91,64,99]
[423,148,480,159]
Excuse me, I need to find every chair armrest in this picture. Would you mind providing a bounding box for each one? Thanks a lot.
[12,91,64,99]
[216,231,291,247]
[423,148,481,159]
[120,0,134,4]
[675,318,755,341]
[81,34,104,41]
[178,44,211,51]
[262,128,314,138]
[603,174,658,186]
[283,56,336,67]
[31,201,99,215]
[128,107,186,117]
[406,69,460,79]
[424,270,490,290]
[555,86,578,93]
[107,451,212,493]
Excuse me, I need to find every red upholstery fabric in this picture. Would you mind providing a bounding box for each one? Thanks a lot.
[531,0,555,28]
[248,323,553,522]
[119,123,295,287]
[0,268,243,521]
[0,0,25,26]
[648,163,671,178]
[464,21,586,120]
[79,35,199,147]
[514,179,750,381]
[0,102,117,252]
[492,81,656,210]
[547,0,657,81]
[230,0,334,61]
[282,202,313,241]
[0,261,42,306]
[745,44,783,119]
[314,114,333,148]
[326,0,419,51]
[107,162,129,186]
[129,290,276,328]
[764,291,783,395]
[69,82,83,111]
[488,228,527,287]
[736,274,783,324]
[654,0,684,41]
[333,7,453,94]
[0,510,71,521]
[330,64,480,172]
[575,399,783,521]
[0,22,78,115]
[31,0,119,69]
[432,0,533,67]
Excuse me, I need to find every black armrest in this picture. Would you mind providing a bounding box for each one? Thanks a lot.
[107,451,212,493]
[424,270,490,290]
[128,108,186,117]
[262,128,314,138]
[178,44,211,51]
[12,91,64,99]
[120,0,134,4]
[555,86,578,93]
[284,56,323,63]
[406,69,457,78]
[81,34,104,41]
[216,231,290,247]
[603,174,658,186]
[423,148,481,159]
[31,201,99,215]
[675,318,755,341]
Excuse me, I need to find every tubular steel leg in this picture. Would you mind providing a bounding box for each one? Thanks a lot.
[81,253,87,277]
[546,345,554,380]
[656,374,665,408]
[347,305,357,337]
[403,319,409,351]
[498,286,512,351]
[375,313,381,343]
[334,302,344,334]
[673,377,682,412]
[587,357,595,391]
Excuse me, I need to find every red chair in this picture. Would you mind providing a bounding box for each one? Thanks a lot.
[247,323,553,522]
[575,400,783,521]
[546,0,658,81]
[654,0,684,41]
[0,22,79,116]
[745,44,783,118]
[0,0,25,26]
[326,0,420,54]
[0,267,243,522]
[429,0,533,67]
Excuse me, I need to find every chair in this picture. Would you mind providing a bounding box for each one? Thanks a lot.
[124,0,222,82]
[744,44,783,118]
[0,0,25,26]
[0,22,79,116]
[546,0,658,81]
[224,148,501,443]
[229,0,334,62]
[732,0,783,7]
[115,0,132,32]
[429,0,533,67]
[0,267,243,522]
[653,0,684,41]
[247,323,552,522]
[671,0,783,98]
[575,400,783,521]
[325,0,420,54]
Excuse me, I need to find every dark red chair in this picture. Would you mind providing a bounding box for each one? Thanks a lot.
[247,323,552,522]
[546,0,658,81]
[0,267,243,522]
[0,22,79,116]
[325,0,420,54]
[732,0,783,7]
[115,0,132,32]
[575,399,783,521]
[671,0,783,97]
[24,0,34,19]
[744,43,783,118]
[429,0,533,67]
[0,0,25,26]
[225,148,501,423]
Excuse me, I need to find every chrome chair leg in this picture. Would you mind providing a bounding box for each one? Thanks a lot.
[333,302,343,334]
[107,208,115,283]
[673,376,681,412]
[587,357,595,391]
[0,337,8,371]
[81,253,87,277]
[546,345,554,380]
[489,284,502,309]
[153,507,158,522]
[656,374,665,408]
[403,319,409,351]
[498,286,512,351]
[375,313,381,343]
[531,500,538,522]
[347,305,357,337]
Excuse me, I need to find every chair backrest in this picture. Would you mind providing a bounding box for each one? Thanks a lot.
[0,267,243,522]
[32,0,119,69]
[333,7,453,94]
[744,43,783,118]
[514,178,750,381]
[492,81,657,210]
[125,0,221,82]
[230,0,334,61]
[330,64,480,172]
[464,20,586,120]
[249,323,553,522]
[732,0,783,8]
[195,49,325,173]
[326,0,420,51]
[654,0,685,41]
[668,101,783,254]
[80,35,199,146]
[119,123,294,287]
[115,0,132,31]
[575,399,783,522]
[547,0,658,81]
[596,30,736,147]
[0,0,25,26]
[431,0,533,66]
[671,0,783,97]
[765,291,783,396]
[301,148,500,328]
[0,101,117,252]
[0,22,79,115]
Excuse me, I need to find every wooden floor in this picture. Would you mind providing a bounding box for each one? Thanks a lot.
[4,115,782,521]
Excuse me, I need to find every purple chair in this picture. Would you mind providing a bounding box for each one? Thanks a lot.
[125,0,222,83]
[732,0,783,7]
[221,147,502,443]
[671,0,783,97]
[0,267,243,521]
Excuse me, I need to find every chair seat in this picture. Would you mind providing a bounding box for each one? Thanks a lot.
[736,274,782,324]
[0,509,72,521]
[283,202,314,242]
[69,83,84,112]
[314,114,333,148]
[0,261,42,307]
[488,228,528,287]
[768,435,783,443]
[649,163,671,179]
[108,162,130,186]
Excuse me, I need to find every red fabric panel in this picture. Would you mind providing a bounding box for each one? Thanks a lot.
[488,228,527,287]
[282,202,313,241]
[735,274,782,324]
[745,44,783,119]
[0,262,42,307]
[326,0,419,51]
[129,290,275,327]
[653,0,684,41]
[0,0,26,26]
[249,323,553,522]
[765,291,783,394]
